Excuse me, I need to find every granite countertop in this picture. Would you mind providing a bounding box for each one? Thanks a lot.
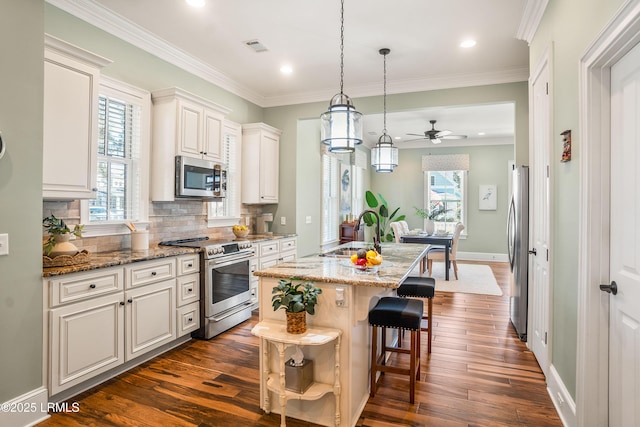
[253,241,430,288]
[42,246,199,277]
[42,234,297,277]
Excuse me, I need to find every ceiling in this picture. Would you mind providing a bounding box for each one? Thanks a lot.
[49,0,530,147]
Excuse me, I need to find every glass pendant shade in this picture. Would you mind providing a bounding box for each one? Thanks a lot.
[321,94,363,153]
[371,134,398,173]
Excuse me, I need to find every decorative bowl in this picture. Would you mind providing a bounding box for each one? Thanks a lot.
[233,228,249,238]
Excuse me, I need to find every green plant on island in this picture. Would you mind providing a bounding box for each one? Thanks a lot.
[363,190,405,242]
[271,278,322,315]
[42,214,84,256]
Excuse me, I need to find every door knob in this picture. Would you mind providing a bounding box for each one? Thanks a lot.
[599,281,618,295]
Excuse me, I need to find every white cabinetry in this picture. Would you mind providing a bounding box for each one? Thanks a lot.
[45,254,199,397]
[43,35,111,200]
[151,87,231,201]
[252,237,297,309]
[242,123,282,204]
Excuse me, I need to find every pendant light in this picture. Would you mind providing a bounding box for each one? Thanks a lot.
[371,48,398,172]
[320,0,363,153]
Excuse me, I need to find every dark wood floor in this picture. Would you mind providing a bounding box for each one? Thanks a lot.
[39,261,562,427]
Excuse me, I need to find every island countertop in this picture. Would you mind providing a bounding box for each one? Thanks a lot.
[253,241,429,288]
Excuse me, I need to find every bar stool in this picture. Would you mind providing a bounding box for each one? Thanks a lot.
[397,276,435,353]
[368,297,423,403]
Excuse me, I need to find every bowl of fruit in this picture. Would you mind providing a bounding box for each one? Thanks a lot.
[350,248,383,272]
[232,225,249,239]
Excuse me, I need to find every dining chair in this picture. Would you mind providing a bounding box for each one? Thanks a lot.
[398,220,410,235]
[427,222,465,279]
[390,222,404,243]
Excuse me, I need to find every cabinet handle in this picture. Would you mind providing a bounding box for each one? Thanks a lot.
[188,317,193,322]
[127,298,133,303]
[187,288,193,292]
[89,284,96,289]
[187,263,193,268]
[91,188,98,192]
[119,301,125,306]
[151,271,157,276]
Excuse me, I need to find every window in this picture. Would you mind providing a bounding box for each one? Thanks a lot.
[207,121,241,226]
[424,170,467,234]
[321,153,340,245]
[81,78,150,234]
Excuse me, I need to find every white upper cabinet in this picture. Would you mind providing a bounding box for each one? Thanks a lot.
[43,35,111,200]
[151,88,231,202]
[242,123,282,204]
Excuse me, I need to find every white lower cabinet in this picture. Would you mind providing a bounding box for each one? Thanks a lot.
[125,279,176,361]
[49,293,124,395]
[45,254,200,397]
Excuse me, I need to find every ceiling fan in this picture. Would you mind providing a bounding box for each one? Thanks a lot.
[406,119,468,144]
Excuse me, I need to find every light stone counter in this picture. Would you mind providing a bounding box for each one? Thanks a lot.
[254,241,430,427]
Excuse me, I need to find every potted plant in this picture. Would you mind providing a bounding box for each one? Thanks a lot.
[414,204,447,235]
[363,190,406,242]
[272,278,322,334]
[43,214,84,257]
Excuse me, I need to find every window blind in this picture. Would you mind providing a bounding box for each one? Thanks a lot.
[422,154,470,171]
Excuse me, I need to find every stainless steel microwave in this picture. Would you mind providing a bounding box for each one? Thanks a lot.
[175,156,226,199]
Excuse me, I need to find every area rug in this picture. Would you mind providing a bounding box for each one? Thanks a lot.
[410,262,503,296]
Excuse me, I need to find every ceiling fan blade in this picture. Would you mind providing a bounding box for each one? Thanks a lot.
[435,130,453,138]
[441,134,468,140]
[403,137,429,142]
[406,133,426,137]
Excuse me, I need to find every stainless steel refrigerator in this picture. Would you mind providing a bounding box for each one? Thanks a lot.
[507,165,529,341]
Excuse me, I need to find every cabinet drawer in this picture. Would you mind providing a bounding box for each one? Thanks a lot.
[49,268,123,307]
[280,252,296,263]
[125,258,176,289]
[177,273,200,306]
[177,302,200,337]
[177,254,199,276]
[280,238,296,252]
[259,256,279,270]
[259,241,279,257]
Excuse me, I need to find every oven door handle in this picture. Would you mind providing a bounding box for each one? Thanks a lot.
[210,301,253,323]
[207,253,253,268]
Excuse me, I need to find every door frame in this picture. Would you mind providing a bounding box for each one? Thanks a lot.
[577,0,640,425]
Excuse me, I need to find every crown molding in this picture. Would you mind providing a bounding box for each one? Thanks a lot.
[47,0,529,109]
[517,0,549,44]
[46,0,266,106]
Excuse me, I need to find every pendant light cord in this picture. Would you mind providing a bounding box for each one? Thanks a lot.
[383,50,387,135]
[339,0,345,95]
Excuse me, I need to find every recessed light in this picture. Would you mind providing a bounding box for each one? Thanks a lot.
[186,0,205,8]
[460,39,476,48]
[280,65,293,75]
[478,132,486,136]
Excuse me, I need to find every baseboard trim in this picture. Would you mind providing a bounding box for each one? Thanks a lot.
[547,364,576,427]
[458,251,509,262]
[0,386,50,427]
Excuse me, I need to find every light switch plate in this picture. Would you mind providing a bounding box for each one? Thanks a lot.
[0,233,8,256]
[305,216,312,224]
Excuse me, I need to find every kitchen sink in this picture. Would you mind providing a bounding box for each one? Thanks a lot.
[319,245,371,258]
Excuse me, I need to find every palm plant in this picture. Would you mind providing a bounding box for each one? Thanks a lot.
[362,191,406,242]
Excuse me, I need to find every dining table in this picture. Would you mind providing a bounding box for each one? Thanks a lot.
[400,233,454,280]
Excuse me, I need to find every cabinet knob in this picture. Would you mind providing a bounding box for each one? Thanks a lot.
[119,301,125,306]
[188,317,193,322]
[92,188,98,192]
[187,288,193,292]
[127,298,133,303]
[187,263,193,268]
[151,271,157,276]
[89,284,96,289]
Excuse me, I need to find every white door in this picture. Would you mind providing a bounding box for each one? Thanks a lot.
[529,56,551,376]
[609,40,640,426]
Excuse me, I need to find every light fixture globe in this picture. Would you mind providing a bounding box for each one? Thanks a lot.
[321,93,363,153]
[372,47,398,172]
[320,0,363,153]
[371,133,398,173]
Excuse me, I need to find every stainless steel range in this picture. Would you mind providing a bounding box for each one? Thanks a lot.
[160,237,255,339]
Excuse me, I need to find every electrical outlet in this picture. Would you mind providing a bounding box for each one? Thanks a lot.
[280,216,286,225]
[0,234,8,256]
[305,216,312,224]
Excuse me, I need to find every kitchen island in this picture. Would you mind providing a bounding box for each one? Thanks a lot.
[253,241,430,427]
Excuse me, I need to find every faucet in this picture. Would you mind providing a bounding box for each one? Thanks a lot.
[354,209,382,254]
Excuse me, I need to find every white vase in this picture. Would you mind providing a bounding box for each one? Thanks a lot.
[425,220,435,235]
[48,234,79,257]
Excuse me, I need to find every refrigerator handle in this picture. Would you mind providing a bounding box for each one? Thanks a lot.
[507,196,516,270]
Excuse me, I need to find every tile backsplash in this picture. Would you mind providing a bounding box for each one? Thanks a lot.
[42,200,263,253]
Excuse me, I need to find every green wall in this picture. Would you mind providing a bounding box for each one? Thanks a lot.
[0,0,44,402]
[529,0,625,400]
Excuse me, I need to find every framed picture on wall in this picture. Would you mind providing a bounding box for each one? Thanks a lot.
[340,163,351,218]
[479,184,497,210]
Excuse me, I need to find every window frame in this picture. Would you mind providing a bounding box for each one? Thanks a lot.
[321,152,341,247]
[423,169,468,236]
[80,76,151,237]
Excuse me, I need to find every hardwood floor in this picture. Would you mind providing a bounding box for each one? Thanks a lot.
[39,261,562,427]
